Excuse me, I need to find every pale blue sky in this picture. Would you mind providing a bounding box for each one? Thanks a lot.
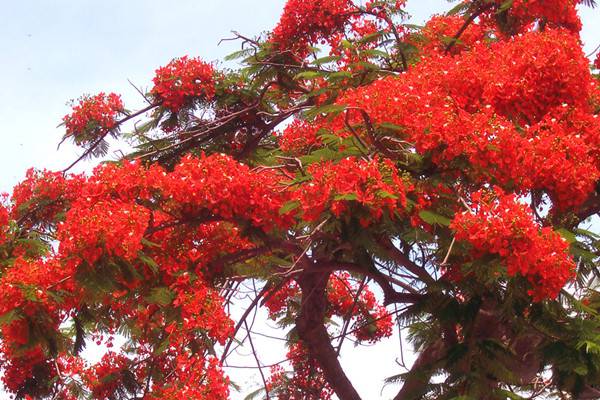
[0,1,598,399]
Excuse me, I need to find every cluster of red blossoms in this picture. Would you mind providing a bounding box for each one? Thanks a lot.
[485,0,583,33]
[265,272,393,344]
[335,28,599,210]
[293,156,410,224]
[0,204,8,245]
[0,152,296,398]
[145,354,229,400]
[151,56,216,112]
[279,119,323,154]
[451,189,575,301]
[327,272,393,342]
[62,92,124,141]
[268,342,335,400]
[81,352,131,399]
[416,14,488,55]
[271,0,355,54]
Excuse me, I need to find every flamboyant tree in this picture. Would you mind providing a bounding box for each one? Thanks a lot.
[1,0,600,399]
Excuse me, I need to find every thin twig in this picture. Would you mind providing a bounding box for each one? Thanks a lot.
[244,320,270,399]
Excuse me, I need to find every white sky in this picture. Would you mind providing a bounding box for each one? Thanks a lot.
[0,1,598,399]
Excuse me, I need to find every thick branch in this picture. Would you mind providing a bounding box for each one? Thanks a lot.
[296,268,362,400]
[377,238,434,284]
[393,339,448,400]
[574,189,600,225]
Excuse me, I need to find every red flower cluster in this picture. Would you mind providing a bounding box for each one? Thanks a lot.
[151,56,216,112]
[328,273,393,343]
[0,345,54,395]
[63,92,124,140]
[279,119,323,154]
[165,153,292,229]
[11,169,79,225]
[170,276,234,345]
[0,257,76,395]
[594,52,600,70]
[265,272,393,343]
[451,189,575,301]
[353,306,393,342]
[488,0,583,33]
[0,257,74,320]
[293,157,409,223]
[417,15,487,55]
[525,106,600,209]
[484,29,590,123]
[147,355,229,400]
[267,343,334,399]
[333,28,597,209]
[0,204,9,245]
[271,0,354,54]
[0,152,296,398]
[264,280,299,318]
[58,200,150,264]
[82,352,131,399]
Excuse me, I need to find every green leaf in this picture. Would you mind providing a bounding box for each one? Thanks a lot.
[141,238,161,248]
[419,210,451,226]
[305,103,347,119]
[138,252,160,274]
[498,0,515,12]
[556,228,577,244]
[0,310,18,326]
[294,71,323,80]
[378,190,398,200]
[244,387,266,400]
[279,200,301,215]
[311,55,341,66]
[154,337,170,355]
[379,122,404,131]
[300,147,341,164]
[362,49,390,59]
[327,71,353,81]
[146,287,175,306]
[574,364,589,375]
[402,23,425,30]
[224,48,253,62]
[574,228,600,240]
[357,30,384,44]
[577,339,600,355]
[319,133,343,146]
[446,1,470,15]
[334,193,358,201]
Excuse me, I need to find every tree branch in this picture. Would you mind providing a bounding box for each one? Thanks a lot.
[296,268,362,400]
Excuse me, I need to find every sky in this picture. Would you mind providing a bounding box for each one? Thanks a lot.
[0,1,599,399]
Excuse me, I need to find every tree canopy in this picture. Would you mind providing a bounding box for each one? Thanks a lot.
[1,0,600,399]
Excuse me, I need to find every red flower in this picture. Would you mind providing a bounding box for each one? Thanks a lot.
[63,92,124,141]
[451,188,575,301]
[293,157,409,222]
[151,56,216,112]
[271,0,355,55]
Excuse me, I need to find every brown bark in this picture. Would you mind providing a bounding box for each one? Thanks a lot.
[296,269,362,400]
[393,339,448,400]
